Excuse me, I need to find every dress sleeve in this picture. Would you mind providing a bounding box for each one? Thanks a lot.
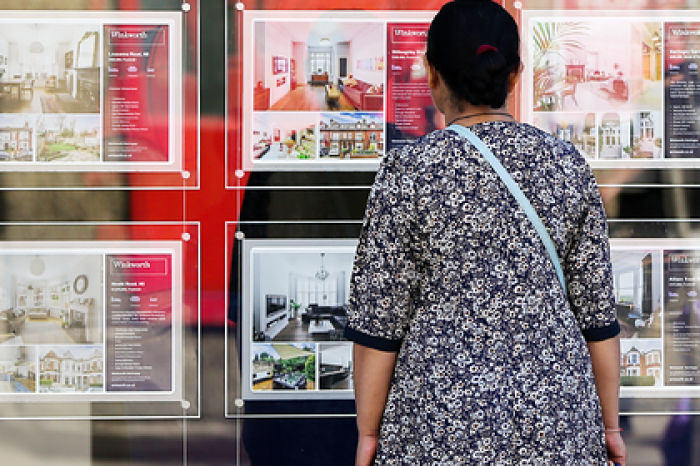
[564,161,620,342]
[344,148,419,352]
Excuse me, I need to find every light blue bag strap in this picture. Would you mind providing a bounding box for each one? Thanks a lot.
[447,124,567,293]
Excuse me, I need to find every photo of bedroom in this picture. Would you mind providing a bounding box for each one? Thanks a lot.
[0,114,35,162]
[533,112,596,158]
[251,249,353,343]
[36,114,100,162]
[0,24,100,114]
[318,343,352,390]
[253,20,384,112]
[531,21,662,113]
[252,112,318,160]
[0,345,37,393]
[0,254,103,346]
[612,249,662,338]
[252,343,316,391]
[319,112,384,158]
[39,345,104,393]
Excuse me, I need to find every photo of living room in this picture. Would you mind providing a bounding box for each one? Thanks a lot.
[612,249,662,338]
[252,112,318,160]
[533,112,597,158]
[318,343,352,390]
[0,24,100,114]
[0,114,35,162]
[36,114,100,162]
[319,112,384,158]
[0,345,37,393]
[252,343,316,391]
[250,248,353,343]
[531,20,662,113]
[38,345,104,393]
[0,254,103,346]
[253,20,384,112]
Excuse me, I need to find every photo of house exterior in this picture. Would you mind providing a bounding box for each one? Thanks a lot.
[319,113,384,158]
[0,119,32,161]
[620,344,662,386]
[39,346,104,393]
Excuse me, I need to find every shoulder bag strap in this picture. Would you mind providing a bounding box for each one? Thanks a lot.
[447,124,567,294]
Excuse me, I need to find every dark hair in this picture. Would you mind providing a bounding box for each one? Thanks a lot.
[426,0,520,109]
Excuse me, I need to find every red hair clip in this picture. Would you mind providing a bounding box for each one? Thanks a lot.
[476,45,498,55]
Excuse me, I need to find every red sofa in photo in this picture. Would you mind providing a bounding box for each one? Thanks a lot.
[341,78,383,111]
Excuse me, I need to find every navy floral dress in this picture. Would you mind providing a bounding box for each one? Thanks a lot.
[345,122,620,465]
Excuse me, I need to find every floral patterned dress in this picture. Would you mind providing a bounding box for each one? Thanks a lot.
[345,122,620,465]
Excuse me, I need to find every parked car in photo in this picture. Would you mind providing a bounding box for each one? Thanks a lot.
[0,151,11,161]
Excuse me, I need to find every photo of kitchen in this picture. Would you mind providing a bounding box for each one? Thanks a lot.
[532,112,597,159]
[250,248,353,343]
[0,345,37,393]
[253,20,384,112]
[36,114,100,162]
[0,24,100,114]
[252,112,318,160]
[38,345,104,393]
[318,343,352,390]
[0,254,104,346]
[252,343,316,391]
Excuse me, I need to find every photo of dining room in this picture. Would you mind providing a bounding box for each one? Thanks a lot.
[318,343,352,390]
[36,114,100,162]
[252,20,384,111]
[252,112,318,160]
[0,254,104,346]
[250,248,353,343]
[533,112,597,158]
[612,249,662,339]
[251,343,316,391]
[530,20,662,113]
[0,23,100,114]
[0,114,35,162]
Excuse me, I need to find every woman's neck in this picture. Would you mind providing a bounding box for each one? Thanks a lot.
[443,105,515,127]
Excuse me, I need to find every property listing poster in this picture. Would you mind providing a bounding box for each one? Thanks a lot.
[0,246,180,401]
[241,11,441,172]
[0,12,181,172]
[522,11,700,168]
[240,241,357,400]
[238,238,700,401]
[613,240,700,396]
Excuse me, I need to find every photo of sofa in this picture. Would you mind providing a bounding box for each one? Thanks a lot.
[340,77,383,111]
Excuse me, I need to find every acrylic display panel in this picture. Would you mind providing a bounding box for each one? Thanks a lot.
[0,222,199,419]
[518,7,700,186]
[0,4,199,189]
[229,8,443,189]
[226,221,362,417]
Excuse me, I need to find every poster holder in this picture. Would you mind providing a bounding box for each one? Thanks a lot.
[0,222,199,419]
